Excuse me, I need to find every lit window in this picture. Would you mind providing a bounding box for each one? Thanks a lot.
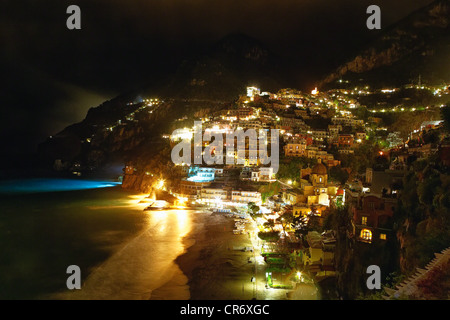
[319,177,322,183]
[360,229,372,242]
[362,216,367,225]
[380,233,387,240]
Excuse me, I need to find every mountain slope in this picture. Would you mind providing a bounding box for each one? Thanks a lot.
[320,0,450,88]
[151,33,286,100]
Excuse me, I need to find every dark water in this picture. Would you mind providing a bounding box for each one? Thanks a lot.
[0,179,150,299]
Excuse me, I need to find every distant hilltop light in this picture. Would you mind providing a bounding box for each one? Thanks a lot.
[311,87,319,95]
[247,86,261,98]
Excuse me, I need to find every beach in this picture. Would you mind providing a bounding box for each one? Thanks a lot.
[176,212,291,300]
[0,179,309,300]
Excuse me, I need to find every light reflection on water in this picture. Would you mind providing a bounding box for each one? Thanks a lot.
[0,185,201,300]
[0,178,121,195]
[52,194,196,300]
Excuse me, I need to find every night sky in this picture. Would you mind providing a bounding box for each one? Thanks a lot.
[0,0,434,157]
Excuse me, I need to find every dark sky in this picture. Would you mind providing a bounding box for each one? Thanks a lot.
[0,0,434,156]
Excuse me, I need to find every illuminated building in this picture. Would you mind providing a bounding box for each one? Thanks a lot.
[349,194,396,244]
[248,167,275,182]
[231,190,262,205]
[200,187,228,204]
[290,161,338,208]
[311,130,328,141]
[247,86,261,98]
[284,140,307,157]
[338,134,354,147]
[328,124,342,138]
[302,231,336,275]
[355,131,366,141]
[187,166,215,182]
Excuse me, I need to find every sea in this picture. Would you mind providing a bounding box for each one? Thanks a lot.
[0,178,202,300]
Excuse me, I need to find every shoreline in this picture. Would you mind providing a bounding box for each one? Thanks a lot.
[175,212,266,300]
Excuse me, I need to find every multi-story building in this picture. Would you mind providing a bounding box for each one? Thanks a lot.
[279,116,306,129]
[338,148,354,154]
[338,134,354,147]
[312,130,328,141]
[282,188,303,205]
[328,125,342,138]
[241,119,262,130]
[294,109,310,119]
[349,194,397,244]
[200,187,228,204]
[178,180,211,199]
[247,87,261,98]
[306,146,319,158]
[231,190,262,204]
[237,107,254,119]
[284,140,307,157]
[355,131,366,142]
[187,166,216,182]
[246,167,275,182]
[259,167,275,182]
[332,117,364,127]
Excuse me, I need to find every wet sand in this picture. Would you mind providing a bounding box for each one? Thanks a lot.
[175,212,291,300]
[176,212,257,300]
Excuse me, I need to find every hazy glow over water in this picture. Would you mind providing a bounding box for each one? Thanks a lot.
[0,178,121,195]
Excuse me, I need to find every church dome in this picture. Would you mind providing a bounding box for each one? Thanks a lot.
[312,162,327,175]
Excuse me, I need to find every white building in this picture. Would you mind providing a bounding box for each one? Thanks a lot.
[247,87,261,98]
[259,167,275,181]
[200,188,228,204]
[231,190,262,205]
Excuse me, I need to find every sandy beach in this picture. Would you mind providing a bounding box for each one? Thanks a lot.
[176,212,290,300]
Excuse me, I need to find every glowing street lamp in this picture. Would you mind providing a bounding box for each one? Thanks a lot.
[156,179,165,190]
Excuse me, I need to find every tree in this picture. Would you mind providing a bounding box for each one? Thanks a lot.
[329,166,349,185]
[259,182,281,203]
[352,106,370,122]
[307,215,322,232]
[264,219,276,232]
[292,212,323,238]
[276,157,317,181]
[248,202,261,219]
[277,211,294,233]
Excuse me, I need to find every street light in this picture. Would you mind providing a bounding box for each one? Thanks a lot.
[156,179,165,190]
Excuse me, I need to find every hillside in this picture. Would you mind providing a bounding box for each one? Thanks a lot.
[320,0,450,88]
[150,33,287,100]
[37,96,228,175]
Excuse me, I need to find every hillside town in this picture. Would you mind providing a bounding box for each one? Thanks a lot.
[120,84,450,299]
